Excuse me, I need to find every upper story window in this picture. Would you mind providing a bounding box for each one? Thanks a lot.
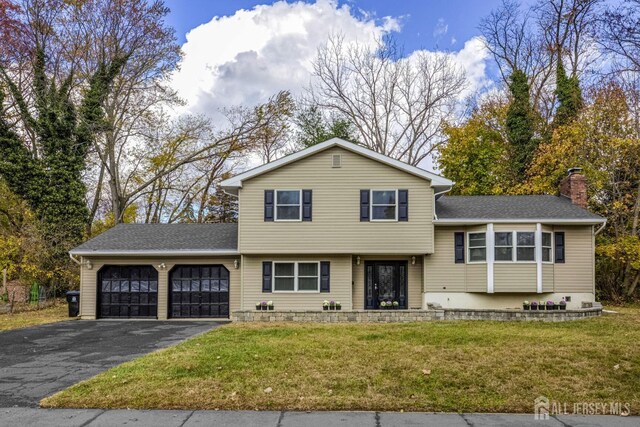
[468,232,487,262]
[542,232,552,262]
[371,190,397,221]
[275,190,301,221]
[273,262,320,292]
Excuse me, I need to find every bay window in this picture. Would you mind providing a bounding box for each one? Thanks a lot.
[542,232,552,262]
[494,232,513,261]
[468,232,487,262]
[516,232,535,261]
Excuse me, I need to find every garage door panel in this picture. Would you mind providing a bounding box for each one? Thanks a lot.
[170,265,229,318]
[98,266,158,319]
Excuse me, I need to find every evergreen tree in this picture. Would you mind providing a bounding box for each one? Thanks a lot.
[0,46,125,262]
[506,69,536,174]
[295,105,357,148]
[554,58,583,128]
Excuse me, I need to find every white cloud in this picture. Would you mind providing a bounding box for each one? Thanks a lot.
[171,0,399,120]
[170,1,491,126]
[433,18,448,38]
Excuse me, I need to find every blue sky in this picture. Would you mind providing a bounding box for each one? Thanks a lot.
[165,0,506,52]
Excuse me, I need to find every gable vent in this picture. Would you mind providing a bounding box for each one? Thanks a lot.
[332,154,342,168]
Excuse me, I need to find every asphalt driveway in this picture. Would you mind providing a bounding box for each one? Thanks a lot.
[0,320,219,407]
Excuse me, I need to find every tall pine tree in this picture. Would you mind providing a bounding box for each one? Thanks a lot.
[506,69,536,175]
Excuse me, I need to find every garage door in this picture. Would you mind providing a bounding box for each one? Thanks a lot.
[98,266,158,318]
[170,265,230,318]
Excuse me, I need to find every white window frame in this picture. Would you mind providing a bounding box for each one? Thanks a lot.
[494,231,514,263]
[516,231,536,263]
[541,232,553,264]
[467,232,487,264]
[370,189,398,222]
[274,189,302,222]
[272,261,320,293]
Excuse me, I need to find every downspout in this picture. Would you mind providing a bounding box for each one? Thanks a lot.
[594,220,607,236]
[69,253,82,265]
[433,186,452,220]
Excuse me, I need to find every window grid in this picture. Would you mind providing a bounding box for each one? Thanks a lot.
[273,261,320,292]
[468,232,487,263]
[274,190,302,221]
[370,189,398,221]
[516,232,536,262]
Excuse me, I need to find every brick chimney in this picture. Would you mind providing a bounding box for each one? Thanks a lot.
[559,167,587,209]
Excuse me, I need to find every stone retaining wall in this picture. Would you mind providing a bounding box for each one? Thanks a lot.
[232,307,602,323]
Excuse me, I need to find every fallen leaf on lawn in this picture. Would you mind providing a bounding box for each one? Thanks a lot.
[264,387,273,393]
[422,369,431,375]
[216,356,221,359]
[614,364,620,370]
[217,366,223,370]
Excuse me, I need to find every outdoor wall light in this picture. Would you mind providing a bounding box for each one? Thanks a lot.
[356,256,361,265]
[234,259,240,269]
[86,261,93,270]
[158,263,166,270]
[411,256,416,265]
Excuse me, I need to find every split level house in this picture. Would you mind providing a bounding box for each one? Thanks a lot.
[70,138,606,319]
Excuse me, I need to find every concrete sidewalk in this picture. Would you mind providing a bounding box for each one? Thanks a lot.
[0,408,637,427]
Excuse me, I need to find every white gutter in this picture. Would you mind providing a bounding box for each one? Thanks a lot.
[594,219,607,236]
[434,218,606,225]
[69,253,82,265]
[433,187,453,220]
[69,250,239,257]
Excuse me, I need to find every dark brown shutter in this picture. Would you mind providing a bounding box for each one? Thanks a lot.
[262,261,272,292]
[320,261,330,292]
[398,189,408,221]
[302,189,312,221]
[360,190,370,221]
[554,232,565,263]
[454,232,465,263]
[264,190,274,221]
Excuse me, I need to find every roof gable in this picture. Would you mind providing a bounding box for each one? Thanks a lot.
[220,138,453,194]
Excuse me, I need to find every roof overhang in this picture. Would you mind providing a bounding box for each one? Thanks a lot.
[69,250,239,257]
[220,138,453,195]
[434,218,606,225]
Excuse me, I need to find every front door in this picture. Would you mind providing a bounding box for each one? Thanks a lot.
[364,261,408,309]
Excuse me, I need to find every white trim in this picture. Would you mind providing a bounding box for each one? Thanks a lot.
[486,223,494,293]
[370,189,398,222]
[272,261,321,293]
[434,218,605,225]
[274,189,302,222]
[536,223,543,293]
[219,138,453,194]
[467,231,487,264]
[69,250,239,256]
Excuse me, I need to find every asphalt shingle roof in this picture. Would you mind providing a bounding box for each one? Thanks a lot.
[70,223,238,254]
[435,195,605,221]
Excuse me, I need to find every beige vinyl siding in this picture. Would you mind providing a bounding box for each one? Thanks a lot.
[352,255,423,310]
[493,264,536,292]
[542,264,554,292]
[424,227,466,292]
[554,225,594,293]
[79,256,240,319]
[465,264,487,292]
[242,255,352,310]
[238,147,434,254]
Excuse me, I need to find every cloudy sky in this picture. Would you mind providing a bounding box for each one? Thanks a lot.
[164,0,519,118]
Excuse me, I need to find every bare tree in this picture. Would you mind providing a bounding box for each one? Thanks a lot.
[309,35,466,166]
[600,0,640,74]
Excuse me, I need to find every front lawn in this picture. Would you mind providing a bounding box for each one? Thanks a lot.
[0,301,70,331]
[41,306,640,413]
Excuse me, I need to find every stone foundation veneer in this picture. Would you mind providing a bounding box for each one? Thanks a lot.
[232,308,602,323]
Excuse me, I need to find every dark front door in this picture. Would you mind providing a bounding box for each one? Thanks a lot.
[169,265,230,318]
[364,261,408,309]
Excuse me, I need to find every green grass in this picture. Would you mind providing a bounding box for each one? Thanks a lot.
[41,306,640,413]
[0,301,70,331]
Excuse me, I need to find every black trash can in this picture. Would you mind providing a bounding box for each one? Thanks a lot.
[66,291,80,317]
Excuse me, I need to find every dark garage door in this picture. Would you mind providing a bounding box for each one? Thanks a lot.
[98,266,158,318]
[170,265,230,318]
